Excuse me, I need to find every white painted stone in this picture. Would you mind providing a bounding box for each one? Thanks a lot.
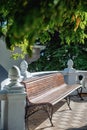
[20,60,32,79]
[1,66,26,130]
[63,59,77,85]
[0,38,23,71]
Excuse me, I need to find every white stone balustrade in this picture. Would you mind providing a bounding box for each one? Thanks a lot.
[1,65,26,130]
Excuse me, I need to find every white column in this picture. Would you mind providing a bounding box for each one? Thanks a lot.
[1,65,26,130]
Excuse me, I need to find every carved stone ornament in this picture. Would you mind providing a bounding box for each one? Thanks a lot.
[4,66,25,93]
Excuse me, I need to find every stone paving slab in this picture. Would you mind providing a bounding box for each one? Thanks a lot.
[26,96,87,130]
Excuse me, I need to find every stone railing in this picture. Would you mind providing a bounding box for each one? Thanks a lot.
[20,59,87,89]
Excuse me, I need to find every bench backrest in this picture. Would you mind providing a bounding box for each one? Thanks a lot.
[22,73,66,99]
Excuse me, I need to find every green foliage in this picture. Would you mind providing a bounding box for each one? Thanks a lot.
[0,0,87,57]
[29,32,87,71]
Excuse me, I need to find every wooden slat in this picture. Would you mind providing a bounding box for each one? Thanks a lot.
[22,73,81,105]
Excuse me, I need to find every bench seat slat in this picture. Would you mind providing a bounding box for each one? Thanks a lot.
[30,84,81,105]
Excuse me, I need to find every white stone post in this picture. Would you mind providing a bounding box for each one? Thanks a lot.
[63,59,77,85]
[20,60,31,79]
[1,65,26,130]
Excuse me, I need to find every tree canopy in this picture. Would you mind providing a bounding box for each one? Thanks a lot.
[0,0,87,57]
[29,31,87,71]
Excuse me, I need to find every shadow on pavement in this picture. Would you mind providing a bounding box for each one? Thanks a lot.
[66,125,87,130]
[25,101,65,130]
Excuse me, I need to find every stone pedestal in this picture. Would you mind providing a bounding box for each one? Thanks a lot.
[63,59,77,85]
[1,93,26,130]
[1,66,26,130]
[63,59,77,95]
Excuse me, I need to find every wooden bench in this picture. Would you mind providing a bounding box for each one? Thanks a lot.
[22,73,82,127]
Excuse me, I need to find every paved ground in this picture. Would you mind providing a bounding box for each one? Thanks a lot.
[26,96,87,130]
[1,96,87,130]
